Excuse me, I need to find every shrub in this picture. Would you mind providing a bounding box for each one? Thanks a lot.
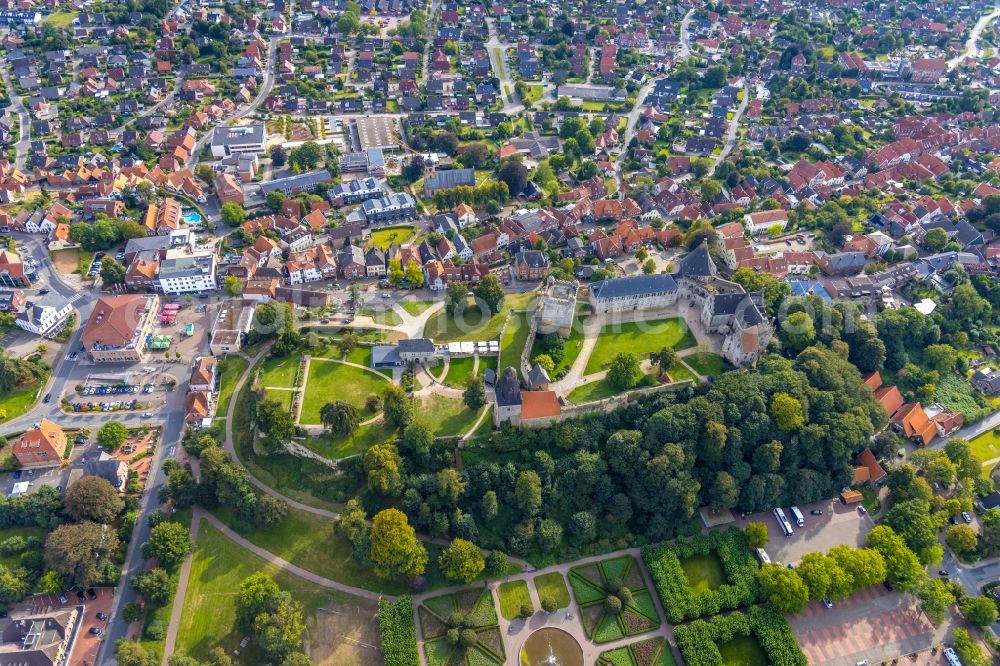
[519,603,533,619]
[459,628,477,648]
[446,628,459,645]
[641,527,759,623]
[604,595,623,614]
[379,597,419,666]
[674,606,806,666]
[144,620,166,641]
[541,596,558,613]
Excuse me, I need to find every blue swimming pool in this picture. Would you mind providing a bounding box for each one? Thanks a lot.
[182,211,202,225]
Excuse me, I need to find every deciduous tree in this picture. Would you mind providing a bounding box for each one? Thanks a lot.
[370,509,428,579]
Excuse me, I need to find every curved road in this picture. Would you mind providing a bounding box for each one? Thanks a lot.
[0,63,30,171]
[948,3,1000,70]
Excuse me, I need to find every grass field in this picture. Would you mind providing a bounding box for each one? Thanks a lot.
[969,428,1000,463]
[423,293,537,343]
[498,580,533,620]
[43,11,78,28]
[0,381,43,425]
[216,356,249,416]
[668,362,697,383]
[683,352,730,377]
[400,299,436,316]
[529,318,585,376]
[178,521,368,662]
[301,420,395,460]
[498,313,531,372]
[259,354,299,388]
[524,84,543,104]
[679,553,726,594]
[492,48,506,79]
[416,392,484,437]
[533,572,571,610]
[443,356,477,387]
[567,378,623,403]
[358,306,403,326]
[299,360,389,425]
[264,388,295,412]
[718,636,768,666]
[369,225,415,250]
[585,318,696,374]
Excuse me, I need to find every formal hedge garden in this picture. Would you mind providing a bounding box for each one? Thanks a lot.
[640,527,759,624]
[418,588,505,666]
[379,596,419,666]
[673,606,807,666]
[597,636,677,666]
[568,555,661,644]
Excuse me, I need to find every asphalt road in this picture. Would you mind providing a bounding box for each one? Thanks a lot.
[0,61,31,171]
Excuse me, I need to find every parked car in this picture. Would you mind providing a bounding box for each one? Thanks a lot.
[12,471,20,480]
[822,598,833,609]
[75,590,85,602]
[938,570,950,577]
[38,288,49,295]
[58,594,67,604]
[810,509,823,515]
[43,393,51,403]
[962,511,972,523]
[87,588,96,600]
[96,612,107,621]
[89,627,102,636]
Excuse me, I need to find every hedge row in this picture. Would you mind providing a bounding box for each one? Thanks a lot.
[673,606,807,666]
[640,527,759,624]
[379,596,419,666]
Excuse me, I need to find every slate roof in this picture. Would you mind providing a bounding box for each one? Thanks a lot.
[495,367,522,407]
[590,274,678,300]
[675,243,717,279]
[398,338,434,353]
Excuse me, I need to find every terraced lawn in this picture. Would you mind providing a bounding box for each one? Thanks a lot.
[585,318,696,374]
[264,388,295,412]
[258,353,299,388]
[498,313,532,372]
[299,360,389,425]
[216,356,249,416]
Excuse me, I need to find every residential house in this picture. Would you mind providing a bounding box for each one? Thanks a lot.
[12,420,66,468]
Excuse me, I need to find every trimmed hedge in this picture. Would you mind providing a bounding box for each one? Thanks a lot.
[674,606,807,666]
[379,596,419,666]
[640,527,759,624]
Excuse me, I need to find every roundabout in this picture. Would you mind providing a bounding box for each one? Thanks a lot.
[519,627,584,666]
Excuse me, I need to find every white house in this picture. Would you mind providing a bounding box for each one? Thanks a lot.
[155,250,217,294]
[15,293,73,337]
[744,209,789,236]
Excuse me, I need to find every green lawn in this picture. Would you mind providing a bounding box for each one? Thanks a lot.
[139,512,192,658]
[718,636,768,666]
[498,580,533,620]
[358,306,403,326]
[417,392,484,437]
[259,353,299,388]
[533,572,571,610]
[524,84,543,104]
[443,356,477,387]
[423,294,536,343]
[344,345,370,365]
[668,362,697,383]
[530,318,585,376]
[216,356,249,417]
[43,11,78,28]
[400,299,436,316]
[264,388,295,412]
[679,553,726,594]
[969,428,1000,463]
[683,352,731,377]
[299,420,395,460]
[498,313,531,372]
[370,225,416,250]
[212,505,409,595]
[0,381,43,425]
[567,378,623,403]
[492,48,506,79]
[178,521,367,662]
[299,360,389,425]
[585,318,696,374]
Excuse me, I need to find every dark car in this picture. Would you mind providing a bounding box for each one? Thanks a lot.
[12,471,20,480]
[89,627,102,635]
[938,570,950,577]
[38,288,49,295]
[810,509,823,516]
[883,581,894,591]
[75,591,85,603]
[87,588,96,600]
[43,393,51,403]
[96,612,107,621]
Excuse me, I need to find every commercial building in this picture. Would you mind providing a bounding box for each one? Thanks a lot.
[328,177,385,206]
[15,293,73,337]
[210,300,256,355]
[81,294,159,362]
[260,169,334,196]
[210,123,267,158]
[156,249,217,294]
[12,420,67,469]
[588,274,679,313]
[0,608,80,666]
[361,193,417,224]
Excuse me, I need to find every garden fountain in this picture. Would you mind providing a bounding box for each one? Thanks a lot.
[519,628,583,666]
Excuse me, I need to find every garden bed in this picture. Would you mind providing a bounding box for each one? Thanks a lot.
[419,588,505,666]
[567,556,661,644]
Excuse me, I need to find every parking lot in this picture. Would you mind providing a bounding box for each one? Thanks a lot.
[731,499,875,564]
[26,587,114,666]
[790,586,943,666]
